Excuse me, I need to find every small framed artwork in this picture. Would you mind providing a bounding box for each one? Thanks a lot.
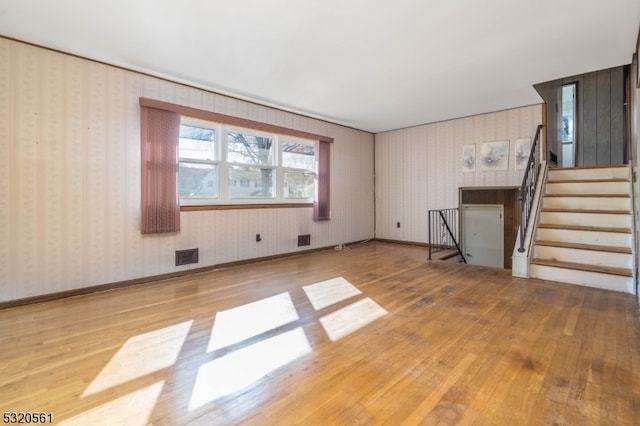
[514,137,531,170]
[479,141,509,171]
[463,144,476,172]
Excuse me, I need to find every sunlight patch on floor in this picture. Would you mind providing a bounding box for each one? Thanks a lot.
[319,298,387,341]
[60,381,164,426]
[207,292,299,352]
[77,278,385,415]
[190,327,311,410]
[302,276,362,310]
[82,321,192,397]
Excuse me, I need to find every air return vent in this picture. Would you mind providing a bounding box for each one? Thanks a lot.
[175,248,199,266]
[298,234,311,246]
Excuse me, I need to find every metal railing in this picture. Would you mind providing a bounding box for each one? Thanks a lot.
[428,208,466,262]
[517,124,544,253]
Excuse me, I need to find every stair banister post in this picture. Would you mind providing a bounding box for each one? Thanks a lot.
[518,191,526,253]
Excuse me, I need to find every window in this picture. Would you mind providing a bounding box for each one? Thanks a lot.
[178,120,316,205]
[561,83,576,168]
[282,139,316,199]
[227,128,275,198]
[139,97,332,222]
[178,119,217,198]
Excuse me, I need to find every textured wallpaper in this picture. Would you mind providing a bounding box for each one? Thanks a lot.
[0,39,375,302]
[375,104,543,243]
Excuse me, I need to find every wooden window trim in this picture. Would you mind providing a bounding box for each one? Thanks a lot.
[140,98,332,220]
[181,203,313,212]
[140,97,334,143]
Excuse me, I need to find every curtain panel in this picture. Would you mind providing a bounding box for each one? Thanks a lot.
[313,140,331,220]
[140,106,181,234]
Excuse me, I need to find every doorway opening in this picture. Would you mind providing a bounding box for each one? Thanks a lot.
[561,83,577,167]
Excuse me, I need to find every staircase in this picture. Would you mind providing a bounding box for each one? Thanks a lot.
[529,165,635,293]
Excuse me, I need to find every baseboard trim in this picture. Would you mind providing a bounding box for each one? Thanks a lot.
[373,238,428,247]
[0,266,216,310]
[213,244,344,270]
[0,242,366,310]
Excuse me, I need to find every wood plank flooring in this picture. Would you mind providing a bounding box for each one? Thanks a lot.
[1,242,639,425]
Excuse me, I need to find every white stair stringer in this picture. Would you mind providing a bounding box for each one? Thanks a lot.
[529,165,635,294]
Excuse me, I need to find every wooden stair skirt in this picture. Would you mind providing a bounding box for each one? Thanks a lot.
[529,165,635,294]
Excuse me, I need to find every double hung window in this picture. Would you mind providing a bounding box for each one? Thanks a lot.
[178,119,316,205]
[139,97,332,234]
[178,119,218,198]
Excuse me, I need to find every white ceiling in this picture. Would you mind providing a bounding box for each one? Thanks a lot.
[1,0,639,133]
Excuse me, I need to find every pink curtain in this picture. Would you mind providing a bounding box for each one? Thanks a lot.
[314,140,331,220]
[140,106,181,234]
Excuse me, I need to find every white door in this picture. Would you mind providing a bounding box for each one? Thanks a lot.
[462,204,504,268]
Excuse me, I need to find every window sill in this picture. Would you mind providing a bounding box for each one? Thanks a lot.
[181,203,313,212]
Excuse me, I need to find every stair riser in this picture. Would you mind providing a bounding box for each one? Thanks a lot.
[532,246,632,269]
[542,197,631,211]
[538,212,631,228]
[545,181,630,195]
[530,264,633,293]
[535,228,632,247]
[547,167,629,181]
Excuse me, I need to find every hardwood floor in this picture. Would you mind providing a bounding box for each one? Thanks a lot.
[1,242,639,425]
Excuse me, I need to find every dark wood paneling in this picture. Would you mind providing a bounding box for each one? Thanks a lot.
[534,66,626,168]
[630,59,638,163]
[541,102,548,160]
[459,187,520,269]
[596,70,612,165]
[610,67,625,164]
[582,72,598,166]
[625,63,635,164]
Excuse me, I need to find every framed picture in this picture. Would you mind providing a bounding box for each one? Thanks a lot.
[462,144,476,172]
[479,141,509,171]
[514,137,531,170]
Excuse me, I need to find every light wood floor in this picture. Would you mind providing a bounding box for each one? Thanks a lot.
[1,242,639,425]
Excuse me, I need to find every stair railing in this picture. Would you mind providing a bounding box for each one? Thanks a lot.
[517,124,544,253]
[428,208,466,263]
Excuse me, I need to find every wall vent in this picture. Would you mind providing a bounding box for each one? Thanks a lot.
[298,234,311,247]
[176,248,199,266]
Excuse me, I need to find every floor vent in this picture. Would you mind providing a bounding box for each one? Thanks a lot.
[176,248,199,266]
[298,234,311,246]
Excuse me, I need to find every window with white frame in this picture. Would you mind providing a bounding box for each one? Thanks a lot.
[178,118,218,199]
[281,138,316,199]
[178,118,316,205]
